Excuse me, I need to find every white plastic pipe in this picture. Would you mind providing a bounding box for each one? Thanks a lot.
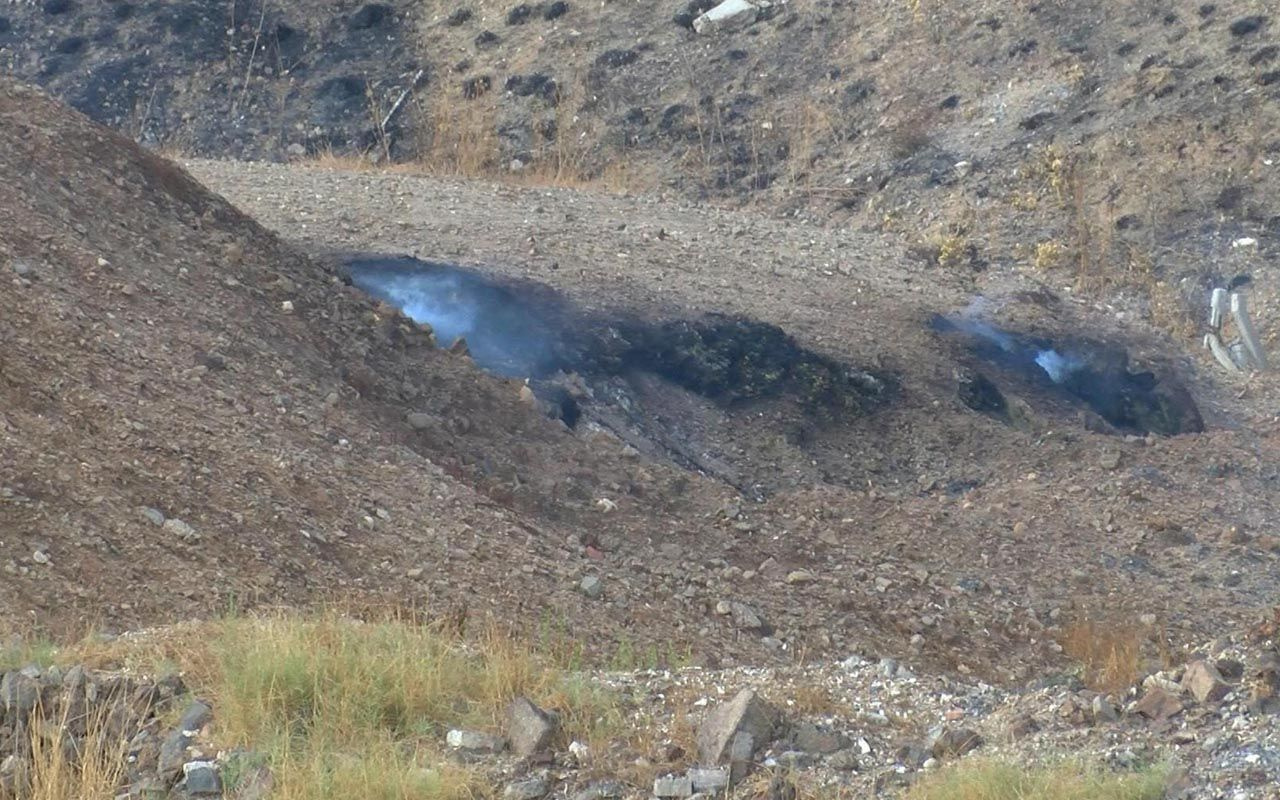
[1204,332,1242,373]
[1231,292,1267,371]
[1210,288,1229,331]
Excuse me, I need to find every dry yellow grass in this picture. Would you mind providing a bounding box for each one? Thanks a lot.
[5,611,623,800]
[5,705,127,800]
[785,684,841,717]
[287,84,653,195]
[905,759,1169,800]
[1058,619,1144,694]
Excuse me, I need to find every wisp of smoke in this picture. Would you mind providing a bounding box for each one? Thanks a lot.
[952,317,1018,354]
[931,311,1081,385]
[1033,348,1083,384]
[347,257,560,378]
[932,306,1204,435]
[358,269,480,345]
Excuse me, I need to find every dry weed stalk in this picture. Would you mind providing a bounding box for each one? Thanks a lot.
[1058,618,1145,693]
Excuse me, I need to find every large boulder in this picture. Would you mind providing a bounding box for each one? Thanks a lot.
[1182,659,1232,704]
[696,689,779,780]
[506,696,559,757]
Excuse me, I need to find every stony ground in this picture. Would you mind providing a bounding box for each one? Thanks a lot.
[3,624,1278,798]
[2,0,1280,794]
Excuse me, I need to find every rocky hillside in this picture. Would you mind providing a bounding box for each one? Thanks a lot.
[2,0,1278,323]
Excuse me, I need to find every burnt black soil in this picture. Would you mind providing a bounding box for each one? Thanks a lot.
[931,314,1205,436]
[346,254,893,420]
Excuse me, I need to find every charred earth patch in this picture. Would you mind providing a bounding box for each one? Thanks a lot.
[346,254,893,494]
[931,313,1204,437]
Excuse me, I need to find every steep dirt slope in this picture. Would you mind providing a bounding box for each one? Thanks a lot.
[0,77,726,662]
[4,74,1280,689]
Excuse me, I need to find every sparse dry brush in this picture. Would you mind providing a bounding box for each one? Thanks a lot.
[905,759,1169,800]
[1057,615,1180,695]
[2,612,623,800]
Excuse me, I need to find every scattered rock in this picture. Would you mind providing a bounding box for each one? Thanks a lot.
[162,518,200,543]
[688,766,729,792]
[579,574,603,599]
[0,671,41,715]
[771,750,814,769]
[507,696,559,757]
[446,8,473,26]
[158,701,213,780]
[826,748,860,771]
[406,412,434,430]
[693,0,760,34]
[791,721,848,754]
[927,726,984,759]
[697,688,779,769]
[719,601,765,632]
[652,774,693,798]
[1216,658,1245,681]
[176,760,222,796]
[571,781,624,800]
[1133,687,1185,721]
[1229,15,1266,36]
[0,755,28,795]
[504,776,549,800]
[139,507,166,526]
[785,570,816,585]
[446,729,506,753]
[1182,659,1233,704]
[1091,694,1119,723]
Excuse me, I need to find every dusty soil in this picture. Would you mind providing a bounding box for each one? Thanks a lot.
[3,70,1279,699]
[3,2,1280,793]
[183,156,1280,683]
